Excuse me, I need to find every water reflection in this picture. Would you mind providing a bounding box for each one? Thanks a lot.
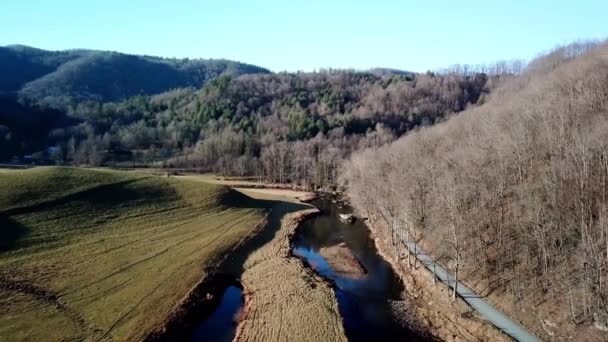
[191,285,243,342]
[293,198,421,341]
[293,199,403,298]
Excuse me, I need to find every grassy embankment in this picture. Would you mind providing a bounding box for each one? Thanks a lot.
[0,167,268,341]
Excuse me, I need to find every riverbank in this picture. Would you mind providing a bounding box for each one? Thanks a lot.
[234,203,347,341]
[364,218,509,341]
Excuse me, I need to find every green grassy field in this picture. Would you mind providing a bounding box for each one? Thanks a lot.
[0,167,268,341]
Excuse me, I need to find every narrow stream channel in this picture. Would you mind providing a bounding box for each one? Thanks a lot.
[293,197,423,341]
[191,285,243,342]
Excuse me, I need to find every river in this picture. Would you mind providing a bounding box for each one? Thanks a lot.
[191,284,244,342]
[293,197,423,341]
[191,196,423,341]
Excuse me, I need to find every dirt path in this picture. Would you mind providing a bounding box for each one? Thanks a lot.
[229,191,347,342]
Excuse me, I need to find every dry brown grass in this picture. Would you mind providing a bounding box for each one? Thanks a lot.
[233,205,347,342]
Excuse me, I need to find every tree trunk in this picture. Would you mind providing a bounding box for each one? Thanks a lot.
[406,229,412,268]
[453,252,459,301]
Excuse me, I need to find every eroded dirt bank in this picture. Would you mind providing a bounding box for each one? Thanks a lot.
[364,218,509,341]
[234,205,347,342]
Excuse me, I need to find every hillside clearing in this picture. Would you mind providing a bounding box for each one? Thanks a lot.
[0,167,268,341]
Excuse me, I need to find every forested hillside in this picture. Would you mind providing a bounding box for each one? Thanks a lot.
[0,45,269,105]
[1,67,497,188]
[0,95,74,160]
[344,41,608,339]
[0,45,78,94]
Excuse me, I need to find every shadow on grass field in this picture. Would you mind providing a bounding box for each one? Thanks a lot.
[224,200,310,275]
[0,178,142,218]
[0,216,28,251]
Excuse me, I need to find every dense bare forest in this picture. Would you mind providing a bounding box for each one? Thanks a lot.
[343,41,608,339]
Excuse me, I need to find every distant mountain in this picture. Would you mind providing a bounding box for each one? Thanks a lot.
[0,45,80,95]
[0,45,270,106]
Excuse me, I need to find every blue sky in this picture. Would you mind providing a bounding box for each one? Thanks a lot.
[2,0,606,72]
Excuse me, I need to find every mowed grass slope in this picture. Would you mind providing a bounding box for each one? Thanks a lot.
[0,167,268,341]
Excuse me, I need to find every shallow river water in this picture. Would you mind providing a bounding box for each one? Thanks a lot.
[293,198,421,341]
[191,285,243,342]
